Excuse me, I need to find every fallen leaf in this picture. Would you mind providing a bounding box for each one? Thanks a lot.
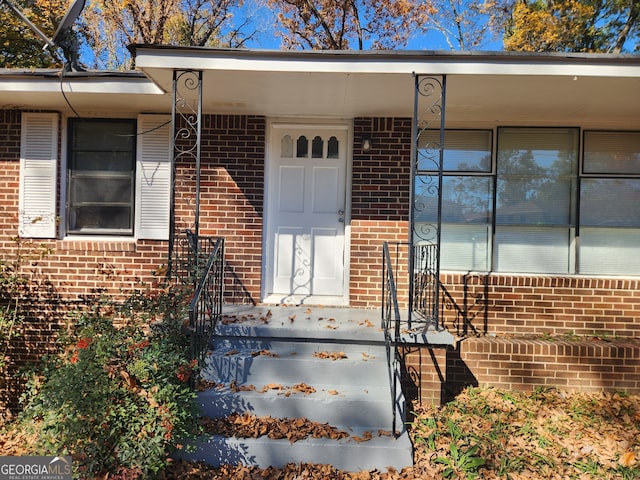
[313,351,348,361]
[292,383,316,395]
[619,451,636,467]
[352,431,373,443]
[251,349,280,357]
[328,390,339,395]
[260,383,284,393]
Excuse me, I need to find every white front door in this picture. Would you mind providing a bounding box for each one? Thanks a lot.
[265,123,349,303]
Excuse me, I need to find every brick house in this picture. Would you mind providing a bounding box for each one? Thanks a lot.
[1,49,640,405]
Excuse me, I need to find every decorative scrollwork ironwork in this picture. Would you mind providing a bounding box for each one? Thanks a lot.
[415,76,444,134]
[410,75,446,327]
[172,70,203,237]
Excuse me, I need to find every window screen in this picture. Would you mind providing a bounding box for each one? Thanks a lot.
[67,119,136,234]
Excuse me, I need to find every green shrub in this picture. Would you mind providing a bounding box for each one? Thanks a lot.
[19,286,199,479]
[0,239,52,388]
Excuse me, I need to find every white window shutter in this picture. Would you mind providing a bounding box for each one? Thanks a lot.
[19,112,59,238]
[136,114,172,240]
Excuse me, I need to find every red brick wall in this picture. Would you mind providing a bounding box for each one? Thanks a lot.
[351,118,412,307]
[440,273,640,338]
[0,112,266,304]
[174,114,265,304]
[404,338,640,406]
[400,272,640,406]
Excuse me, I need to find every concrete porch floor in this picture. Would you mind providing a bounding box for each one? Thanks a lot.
[218,304,385,344]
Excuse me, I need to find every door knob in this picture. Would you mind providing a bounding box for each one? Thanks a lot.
[338,209,344,215]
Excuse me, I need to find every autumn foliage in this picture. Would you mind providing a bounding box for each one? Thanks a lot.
[0,0,69,67]
[499,0,640,53]
[266,0,436,49]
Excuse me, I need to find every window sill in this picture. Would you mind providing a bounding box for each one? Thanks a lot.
[59,237,137,253]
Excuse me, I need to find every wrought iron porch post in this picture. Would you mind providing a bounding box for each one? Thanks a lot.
[408,75,418,327]
[409,74,447,327]
[168,70,203,273]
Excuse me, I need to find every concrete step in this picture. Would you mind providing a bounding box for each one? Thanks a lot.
[202,342,388,387]
[185,305,413,472]
[181,429,413,472]
[197,383,395,429]
[211,338,385,358]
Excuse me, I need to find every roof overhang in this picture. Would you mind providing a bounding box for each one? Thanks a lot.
[1,48,639,126]
[131,48,640,126]
[0,70,165,115]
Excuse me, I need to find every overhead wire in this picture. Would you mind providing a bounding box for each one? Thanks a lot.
[58,62,172,136]
[59,65,81,117]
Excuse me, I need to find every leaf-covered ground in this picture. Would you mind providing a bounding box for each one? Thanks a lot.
[165,387,640,479]
[2,387,639,479]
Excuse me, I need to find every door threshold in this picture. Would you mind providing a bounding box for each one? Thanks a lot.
[262,294,348,306]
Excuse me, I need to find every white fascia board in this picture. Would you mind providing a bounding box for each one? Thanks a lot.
[0,77,164,95]
[134,49,640,79]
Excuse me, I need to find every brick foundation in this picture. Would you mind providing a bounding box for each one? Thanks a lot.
[403,337,640,406]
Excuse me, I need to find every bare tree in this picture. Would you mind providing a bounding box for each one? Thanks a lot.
[267,0,435,50]
[81,0,255,69]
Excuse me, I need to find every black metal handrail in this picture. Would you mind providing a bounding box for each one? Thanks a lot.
[382,241,403,437]
[187,236,224,365]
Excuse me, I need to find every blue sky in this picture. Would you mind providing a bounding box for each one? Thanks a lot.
[238,4,504,52]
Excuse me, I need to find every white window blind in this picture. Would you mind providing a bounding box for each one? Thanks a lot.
[584,131,640,174]
[579,131,640,275]
[414,130,493,272]
[418,129,492,172]
[495,128,578,274]
[580,228,640,275]
[580,179,640,227]
[495,227,574,274]
[440,224,491,271]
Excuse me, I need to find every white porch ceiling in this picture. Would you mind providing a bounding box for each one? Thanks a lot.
[1,49,639,127]
[131,48,640,127]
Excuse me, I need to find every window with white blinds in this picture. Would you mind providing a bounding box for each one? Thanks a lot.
[418,129,492,172]
[495,128,579,273]
[414,130,493,271]
[579,131,640,275]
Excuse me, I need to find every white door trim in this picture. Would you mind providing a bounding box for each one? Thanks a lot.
[262,119,352,305]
